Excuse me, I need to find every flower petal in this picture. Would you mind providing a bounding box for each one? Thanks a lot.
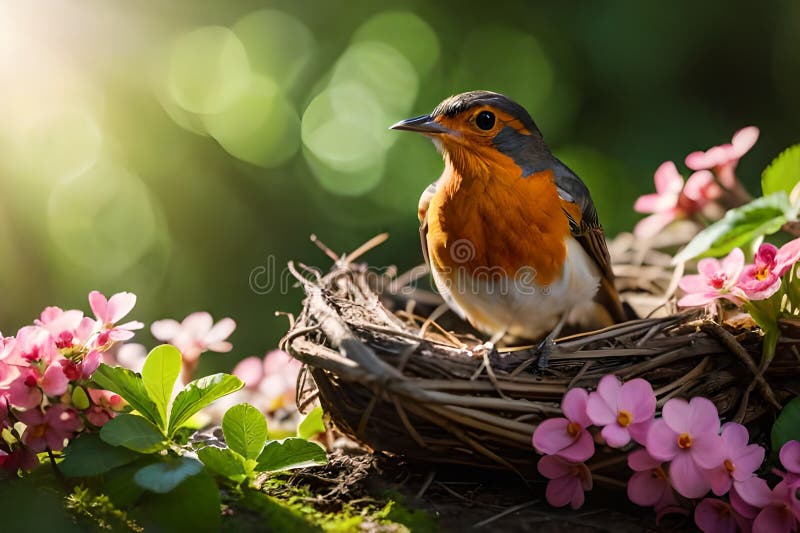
[697,258,723,279]
[634,212,677,239]
[181,312,213,337]
[734,476,772,508]
[677,292,717,308]
[557,429,595,463]
[233,356,264,388]
[204,318,236,344]
[533,418,576,455]
[601,423,631,448]
[688,397,721,436]
[679,274,711,294]
[707,465,733,497]
[779,440,800,474]
[723,248,745,282]
[662,398,691,433]
[586,391,616,427]
[682,170,716,202]
[775,238,800,277]
[545,475,579,508]
[619,378,656,423]
[562,387,591,428]
[732,444,766,481]
[646,419,680,462]
[670,452,711,499]
[654,161,684,195]
[628,448,661,472]
[88,291,108,323]
[753,504,795,533]
[731,126,759,157]
[106,292,137,324]
[694,499,737,533]
[206,341,233,353]
[537,454,571,479]
[692,433,726,469]
[150,319,182,342]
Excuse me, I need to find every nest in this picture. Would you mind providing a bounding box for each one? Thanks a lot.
[282,232,799,481]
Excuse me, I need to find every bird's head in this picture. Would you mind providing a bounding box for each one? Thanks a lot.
[391,91,549,179]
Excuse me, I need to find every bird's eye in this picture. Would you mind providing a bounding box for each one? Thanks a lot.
[475,111,495,131]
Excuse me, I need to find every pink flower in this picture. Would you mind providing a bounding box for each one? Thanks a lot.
[678,248,745,307]
[232,350,302,413]
[89,291,143,342]
[686,127,759,188]
[646,397,725,499]
[738,244,783,301]
[738,239,800,301]
[0,446,39,473]
[537,455,592,509]
[151,312,236,362]
[4,326,59,366]
[706,422,765,497]
[627,448,671,507]
[779,440,800,484]
[17,405,82,452]
[694,498,752,533]
[586,374,655,447]
[8,364,68,409]
[737,476,800,533]
[532,387,594,462]
[634,161,717,238]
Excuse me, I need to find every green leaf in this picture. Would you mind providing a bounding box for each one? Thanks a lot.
[763,144,800,197]
[134,456,203,493]
[168,373,243,436]
[297,406,325,440]
[197,446,250,484]
[133,469,221,532]
[92,364,163,429]
[103,460,152,508]
[141,344,181,428]
[674,192,794,263]
[100,413,166,453]
[223,403,268,460]
[772,396,800,452]
[256,438,327,472]
[59,434,140,477]
[71,386,90,410]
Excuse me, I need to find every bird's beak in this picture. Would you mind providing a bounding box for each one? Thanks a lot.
[390,114,449,134]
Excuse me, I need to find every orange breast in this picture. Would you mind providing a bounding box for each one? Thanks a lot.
[426,163,570,285]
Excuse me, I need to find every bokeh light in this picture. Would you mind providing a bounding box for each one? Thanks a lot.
[352,11,440,77]
[47,159,159,277]
[232,9,315,89]
[167,26,251,115]
[5,106,103,183]
[204,75,300,168]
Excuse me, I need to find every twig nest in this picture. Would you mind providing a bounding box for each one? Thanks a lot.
[282,236,797,480]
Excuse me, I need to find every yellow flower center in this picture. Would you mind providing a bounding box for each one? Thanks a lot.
[566,421,581,437]
[617,409,633,427]
[756,267,769,281]
[724,459,735,473]
[677,432,693,449]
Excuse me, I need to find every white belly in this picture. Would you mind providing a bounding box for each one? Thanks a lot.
[432,237,602,339]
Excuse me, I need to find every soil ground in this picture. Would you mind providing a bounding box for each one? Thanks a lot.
[279,447,694,532]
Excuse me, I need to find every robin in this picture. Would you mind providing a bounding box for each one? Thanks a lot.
[391,91,625,359]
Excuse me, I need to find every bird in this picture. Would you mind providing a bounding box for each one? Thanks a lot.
[390,91,625,360]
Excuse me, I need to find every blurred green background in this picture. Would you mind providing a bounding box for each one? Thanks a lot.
[0,0,798,374]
